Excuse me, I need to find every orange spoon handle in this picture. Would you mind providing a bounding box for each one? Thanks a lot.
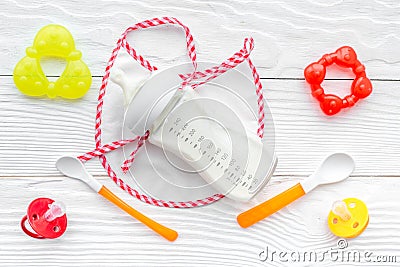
[237,183,306,228]
[98,186,178,241]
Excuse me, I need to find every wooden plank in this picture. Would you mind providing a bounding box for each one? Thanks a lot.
[1,0,400,79]
[265,78,400,176]
[2,1,399,266]
[1,176,399,266]
[0,76,398,177]
[0,77,101,176]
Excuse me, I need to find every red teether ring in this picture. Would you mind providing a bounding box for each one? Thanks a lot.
[304,46,372,116]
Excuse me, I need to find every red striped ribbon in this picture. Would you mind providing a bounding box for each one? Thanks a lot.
[80,17,265,208]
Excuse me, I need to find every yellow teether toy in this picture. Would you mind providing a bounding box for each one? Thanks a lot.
[328,198,369,238]
[13,24,92,99]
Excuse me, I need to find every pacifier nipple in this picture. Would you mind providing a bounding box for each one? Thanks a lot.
[331,200,351,221]
[110,68,128,91]
[44,201,66,222]
[328,198,369,238]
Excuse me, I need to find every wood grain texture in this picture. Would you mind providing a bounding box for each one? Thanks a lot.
[1,0,400,266]
[1,77,399,176]
[1,0,400,78]
[0,77,102,176]
[1,176,400,266]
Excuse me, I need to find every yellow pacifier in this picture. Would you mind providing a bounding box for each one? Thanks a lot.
[328,198,369,238]
[13,24,92,99]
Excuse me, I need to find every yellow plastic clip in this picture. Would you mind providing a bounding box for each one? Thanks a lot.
[13,24,92,99]
[328,198,369,238]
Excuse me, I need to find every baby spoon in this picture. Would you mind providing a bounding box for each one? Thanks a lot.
[237,153,355,228]
[56,156,178,241]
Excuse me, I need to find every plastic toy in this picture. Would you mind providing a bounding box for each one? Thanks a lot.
[13,24,92,99]
[56,156,178,242]
[328,198,369,238]
[237,153,355,228]
[304,46,372,115]
[21,198,67,239]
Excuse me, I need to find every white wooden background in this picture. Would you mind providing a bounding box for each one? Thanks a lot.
[1,0,400,266]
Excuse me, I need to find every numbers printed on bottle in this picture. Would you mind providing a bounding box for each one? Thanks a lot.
[207,142,214,149]
[166,117,262,192]
[174,117,181,126]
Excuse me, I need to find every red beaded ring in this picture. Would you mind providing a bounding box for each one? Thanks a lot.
[304,46,372,116]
